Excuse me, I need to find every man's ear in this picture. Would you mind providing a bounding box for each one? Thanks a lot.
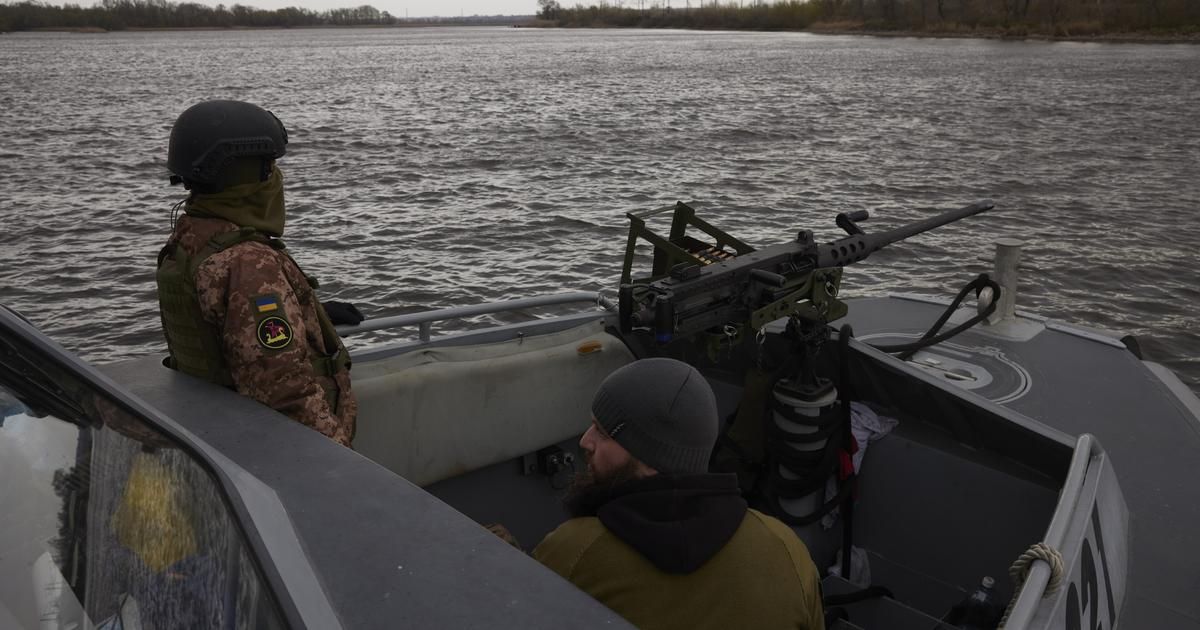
[634,460,659,478]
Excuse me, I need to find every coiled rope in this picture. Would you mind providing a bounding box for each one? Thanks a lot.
[999,542,1066,628]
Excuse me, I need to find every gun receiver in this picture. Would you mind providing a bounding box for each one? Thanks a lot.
[618,200,994,344]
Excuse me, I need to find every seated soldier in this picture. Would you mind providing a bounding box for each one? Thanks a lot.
[533,357,825,630]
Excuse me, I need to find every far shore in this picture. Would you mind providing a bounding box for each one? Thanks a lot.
[803,23,1200,44]
[18,22,525,33]
[9,22,1200,44]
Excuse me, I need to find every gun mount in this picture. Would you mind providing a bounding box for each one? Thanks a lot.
[617,200,995,345]
[617,198,997,532]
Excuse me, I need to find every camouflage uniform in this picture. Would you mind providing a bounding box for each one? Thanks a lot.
[163,214,357,446]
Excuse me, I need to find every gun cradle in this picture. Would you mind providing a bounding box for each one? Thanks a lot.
[619,199,993,345]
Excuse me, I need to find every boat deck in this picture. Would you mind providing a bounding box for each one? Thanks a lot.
[842,295,1200,629]
[97,293,1200,628]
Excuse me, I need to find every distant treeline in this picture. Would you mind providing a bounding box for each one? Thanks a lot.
[0,0,526,32]
[4,0,1196,35]
[536,0,1199,36]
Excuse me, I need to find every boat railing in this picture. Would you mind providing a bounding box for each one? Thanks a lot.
[335,291,616,342]
[1003,432,1099,628]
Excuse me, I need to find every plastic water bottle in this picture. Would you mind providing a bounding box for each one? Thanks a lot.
[958,576,1002,630]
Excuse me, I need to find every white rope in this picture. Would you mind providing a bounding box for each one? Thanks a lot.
[998,542,1066,629]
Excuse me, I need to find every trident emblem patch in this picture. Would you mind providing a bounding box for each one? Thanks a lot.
[257,316,293,350]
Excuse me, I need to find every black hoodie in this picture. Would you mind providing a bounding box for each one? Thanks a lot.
[533,472,825,630]
[596,473,748,573]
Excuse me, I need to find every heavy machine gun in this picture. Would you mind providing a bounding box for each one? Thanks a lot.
[616,199,998,538]
[618,199,995,344]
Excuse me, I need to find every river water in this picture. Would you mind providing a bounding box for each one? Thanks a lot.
[0,27,1197,393]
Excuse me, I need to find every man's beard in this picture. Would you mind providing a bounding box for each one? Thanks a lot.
[563,458,644,518]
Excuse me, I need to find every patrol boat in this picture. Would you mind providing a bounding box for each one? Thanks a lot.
[2,200,1198,630]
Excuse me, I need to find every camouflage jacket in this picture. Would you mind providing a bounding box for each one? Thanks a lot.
[162,214,357,446]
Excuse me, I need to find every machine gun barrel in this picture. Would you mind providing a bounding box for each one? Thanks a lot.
[816,199,994,268]
[619,198,996,340]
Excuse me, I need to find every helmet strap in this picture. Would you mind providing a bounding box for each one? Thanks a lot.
[169,197,187,231]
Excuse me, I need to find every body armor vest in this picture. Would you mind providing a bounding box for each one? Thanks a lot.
[156,226,351,407]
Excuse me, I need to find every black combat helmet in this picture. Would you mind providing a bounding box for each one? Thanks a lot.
[167,100,288,192]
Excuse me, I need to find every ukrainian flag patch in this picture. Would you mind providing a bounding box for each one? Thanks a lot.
[252,294,281,314]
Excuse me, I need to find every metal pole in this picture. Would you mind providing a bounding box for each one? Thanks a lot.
[335,292,611,337]
[989,238,1023,324]
[1002,435,1097,628]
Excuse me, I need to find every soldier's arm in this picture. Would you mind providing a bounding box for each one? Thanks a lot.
[195,247,346,445]
[753,510,826,629]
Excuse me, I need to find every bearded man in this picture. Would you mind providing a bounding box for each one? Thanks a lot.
[533,357,826,630]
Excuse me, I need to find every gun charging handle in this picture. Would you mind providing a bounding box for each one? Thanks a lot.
[836,210,870,236]
[750,268,787,288]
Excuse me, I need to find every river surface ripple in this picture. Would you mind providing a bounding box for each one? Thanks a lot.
[1,27,1197,393]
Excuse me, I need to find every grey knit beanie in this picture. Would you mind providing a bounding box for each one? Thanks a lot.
[590,358,718,474]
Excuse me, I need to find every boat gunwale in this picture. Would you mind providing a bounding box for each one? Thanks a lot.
[0,306,332,630]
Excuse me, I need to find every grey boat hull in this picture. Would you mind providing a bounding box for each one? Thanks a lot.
[841,294,1200,629]
[4,288,1195,629]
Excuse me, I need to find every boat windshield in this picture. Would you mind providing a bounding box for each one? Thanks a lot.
[0,359,285,629]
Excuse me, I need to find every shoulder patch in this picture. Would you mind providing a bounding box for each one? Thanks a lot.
[251,293,283,315]
[257,316,293,350]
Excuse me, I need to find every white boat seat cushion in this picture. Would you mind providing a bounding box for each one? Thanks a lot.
[351,321,635,487]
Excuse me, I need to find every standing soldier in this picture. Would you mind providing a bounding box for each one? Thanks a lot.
[156,100,360,447]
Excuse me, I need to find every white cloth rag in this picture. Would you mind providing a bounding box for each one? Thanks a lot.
[821,402,899,529]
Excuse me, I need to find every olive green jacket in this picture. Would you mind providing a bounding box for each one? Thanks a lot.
[533,507,825,630]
